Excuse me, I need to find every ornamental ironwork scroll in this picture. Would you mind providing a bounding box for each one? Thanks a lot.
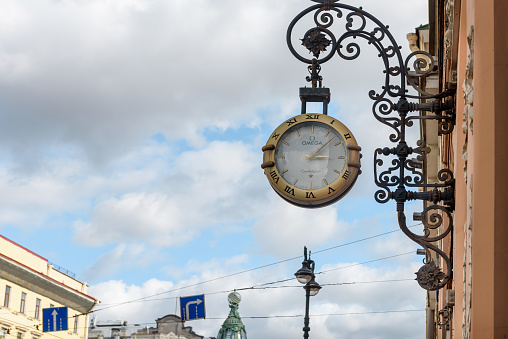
[286,0,456,291]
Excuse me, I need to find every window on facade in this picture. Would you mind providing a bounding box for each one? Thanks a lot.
[73,317,79,334]
[1,328,6,339]
[20,292,26,314]
[3,286,11,308]
[16,332,22,339]
[35,299,41,319]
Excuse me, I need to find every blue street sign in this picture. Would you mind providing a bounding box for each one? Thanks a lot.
[43,307,68,332]
[180,294,205,321]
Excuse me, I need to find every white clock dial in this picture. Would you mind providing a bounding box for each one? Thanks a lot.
[274,121,347,190]
[262,113,361,208]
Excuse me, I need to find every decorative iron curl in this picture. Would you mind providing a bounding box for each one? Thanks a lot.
[404,50,448,99]
[437,168,454,183]
[337,29,403,104]
[372,97,394,116]
[345,11,367,32]
[314,7,343,28]
[337,39,362,61]
[398,210,451,290]
[371,99,402,142]
[375,188,391,204]
[437,117,454,134]
[403,159,424,186]
[407,50,436,76]
[287,2,407,95]
[334,27,404,99]
[371,27,386,43]
[373,149,391,204]
[387,65,401,76]
[420,205,454,238]
[374,148,401,188]
[406,114,455,135]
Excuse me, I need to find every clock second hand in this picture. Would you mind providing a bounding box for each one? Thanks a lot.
[306,137,335,159]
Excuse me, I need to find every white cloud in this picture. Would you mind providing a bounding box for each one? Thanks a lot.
[162,255,249,281]
[82,243,158,282]
[370,231,420,261]
[0,162,91,227]
[0,0,299,165]
[74,193,191,247]
[73,140,271,247]
[252,202,353,258]
[0,139,175,229]
[0,0,427,166]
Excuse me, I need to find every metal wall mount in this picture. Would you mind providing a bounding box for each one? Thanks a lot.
[286,0,456,291]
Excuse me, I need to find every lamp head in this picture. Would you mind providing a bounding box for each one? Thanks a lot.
[295,263,314,284]
[306,276,322,296]
[295,246,316,284]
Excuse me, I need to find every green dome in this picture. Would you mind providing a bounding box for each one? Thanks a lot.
[217,293,247,339]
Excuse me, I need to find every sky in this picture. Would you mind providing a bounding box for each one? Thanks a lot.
[0,0,430,338]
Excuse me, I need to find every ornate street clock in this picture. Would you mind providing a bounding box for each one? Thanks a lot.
[262,88,361,208]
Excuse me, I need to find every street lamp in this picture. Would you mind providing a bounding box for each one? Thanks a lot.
[295,247,321,339]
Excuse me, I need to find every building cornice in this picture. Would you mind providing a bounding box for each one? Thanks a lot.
[0,235,48,262]
[0,253,98,314]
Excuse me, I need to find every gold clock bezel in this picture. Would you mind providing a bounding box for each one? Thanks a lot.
[262,113,361,208]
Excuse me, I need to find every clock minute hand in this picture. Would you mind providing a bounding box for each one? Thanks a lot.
[306,137,335,159]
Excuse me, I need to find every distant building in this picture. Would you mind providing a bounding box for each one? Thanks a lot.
[131,315,204,339]
[0,235,99,339]
[88,319,129,339]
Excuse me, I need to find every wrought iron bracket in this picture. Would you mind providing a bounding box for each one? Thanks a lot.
[287,1,456,291]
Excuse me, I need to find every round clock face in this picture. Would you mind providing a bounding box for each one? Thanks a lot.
[262,114,361,208]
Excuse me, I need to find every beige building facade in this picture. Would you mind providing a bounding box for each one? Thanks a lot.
[0,235,98,339]
[411,0,508,338]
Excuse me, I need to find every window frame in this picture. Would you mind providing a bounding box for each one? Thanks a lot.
[20,292,26,314]
[73,316,79,334]
[35,298,41,319]
[3,286,11,308]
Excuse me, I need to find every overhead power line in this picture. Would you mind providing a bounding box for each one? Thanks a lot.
[89,277,415,311]
[96,223,423,311]
[318,251,415,274]
[206,309,425,320]
[93,250,417,313]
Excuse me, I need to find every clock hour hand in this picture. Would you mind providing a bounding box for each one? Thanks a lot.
[306,137,335,159]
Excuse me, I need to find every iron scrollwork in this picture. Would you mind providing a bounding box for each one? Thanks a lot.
[287,0,456,291]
